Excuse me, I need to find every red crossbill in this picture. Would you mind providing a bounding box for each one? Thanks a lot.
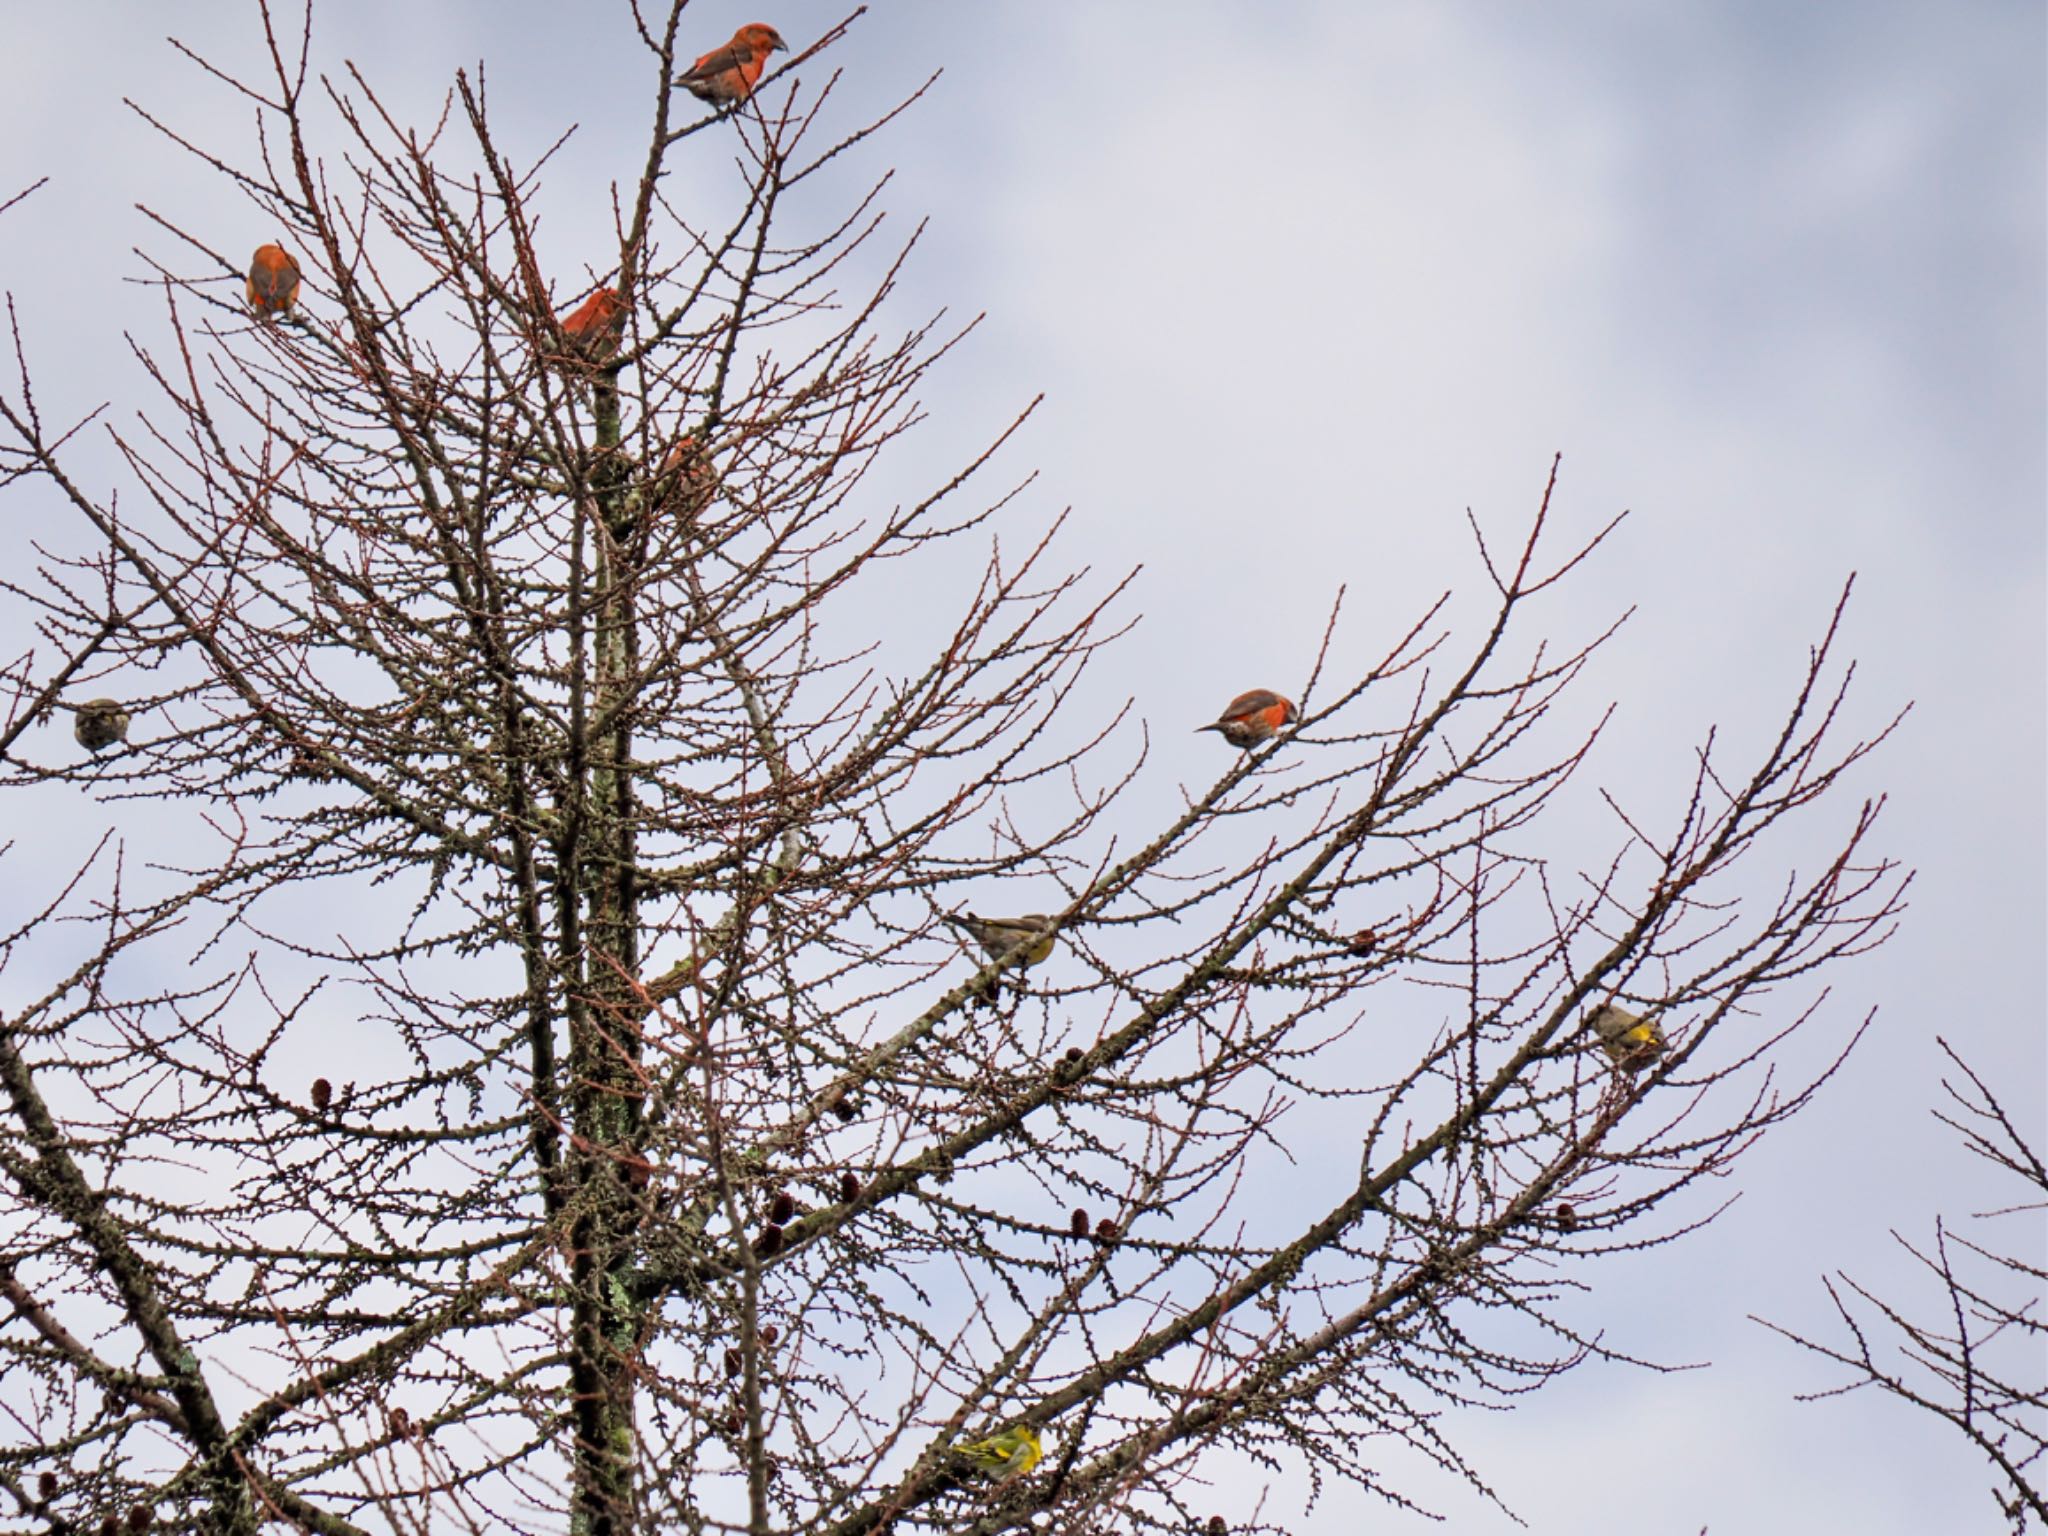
[677,23,788,108]
[247,242,301,316]
[559,287,625,363]
[1198,689,1297,748]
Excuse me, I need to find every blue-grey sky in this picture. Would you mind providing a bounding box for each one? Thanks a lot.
[0,4,2040,1533]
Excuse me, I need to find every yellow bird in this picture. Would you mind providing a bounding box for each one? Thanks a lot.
[952,1424,1043,1478]
[1586,1002,1667,1073]
[943,912,1057,1004]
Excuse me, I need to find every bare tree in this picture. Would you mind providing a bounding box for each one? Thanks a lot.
[1761,1041,2047,1534]
[0,4,1908,1533]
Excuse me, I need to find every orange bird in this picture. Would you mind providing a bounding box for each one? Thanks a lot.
[1198,690,1298,749]
[246,243,301,316]
[559,287,625,362]
[677,23,788,108]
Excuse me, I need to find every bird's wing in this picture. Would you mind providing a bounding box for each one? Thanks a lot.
[680,42,749,82]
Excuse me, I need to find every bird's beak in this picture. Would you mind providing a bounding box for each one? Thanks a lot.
[776,36,790,51]
[1194,723,1221,734]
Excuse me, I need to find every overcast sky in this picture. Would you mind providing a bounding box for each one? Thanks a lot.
[0,3,2041,1533]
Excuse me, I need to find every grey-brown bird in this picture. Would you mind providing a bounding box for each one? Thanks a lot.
[1586,1002,1667,1073]
[72,698,131,753]
[656,434,719,519]
[943,911,1057,1004]
[1198,689,1297,749]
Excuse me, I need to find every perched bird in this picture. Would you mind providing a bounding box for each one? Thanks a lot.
[656,434,718,517]
[677,23,788,108]
[1586,1002,1667,1073]
[72,698,131,753]
[559,287,625,364]
[952,1424,1043,1478]
[1198,689,1297,749]
[246,243,302,316]
[943,911,1057,1004]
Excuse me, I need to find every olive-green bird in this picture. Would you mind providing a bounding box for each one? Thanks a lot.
[72,698,131,753]
[1586,1002,1667,1073]
[952,1424,1043,1478]
[943,911,1057,1004]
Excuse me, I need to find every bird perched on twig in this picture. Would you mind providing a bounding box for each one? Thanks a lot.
[247,242,301,317]
[943,911,1057,1005]
[558,287,625,366]
[72,698,130,753]
[1198,689,1297,749]
[1585,1002,1667,1073]
[677,23,788,109]
[618,434,719,555]
[951,1424,1043,1479]
[656,435,719,519]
